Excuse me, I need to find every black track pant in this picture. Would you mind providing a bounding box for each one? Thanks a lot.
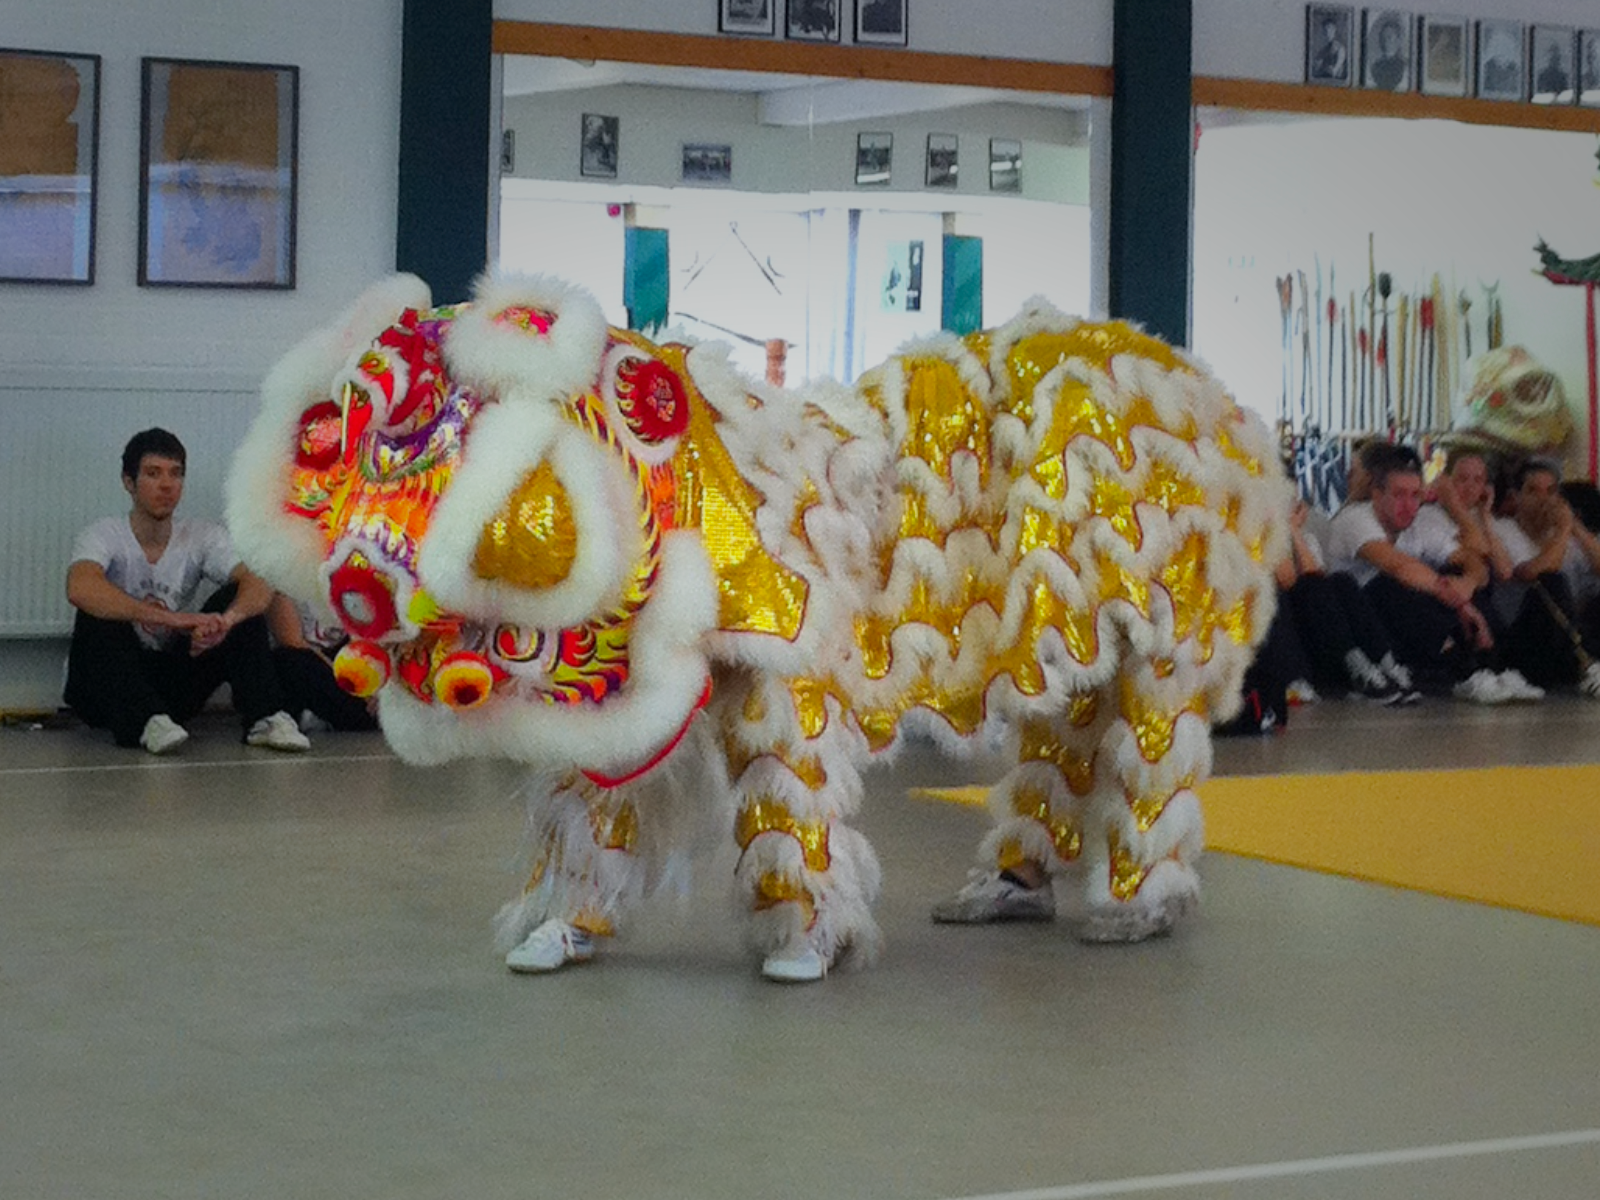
[1283,571,1394,687]
[271,646,378,732]
[1499,572,1600,688]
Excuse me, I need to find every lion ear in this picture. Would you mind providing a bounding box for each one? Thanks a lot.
[443,273,609,404]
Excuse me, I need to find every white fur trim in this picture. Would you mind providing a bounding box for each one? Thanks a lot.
[444,273,608,404]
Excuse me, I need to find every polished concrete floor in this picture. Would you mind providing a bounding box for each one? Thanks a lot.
[4,698,1598,1200]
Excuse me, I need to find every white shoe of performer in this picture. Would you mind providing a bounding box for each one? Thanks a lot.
[931,869,1056,924]
[761,944,829,983]
[506,919,596,973]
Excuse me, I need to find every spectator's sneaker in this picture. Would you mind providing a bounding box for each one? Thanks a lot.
[140,713,189,755]
[1495,669,1545,702]
[1377,654,1423,703]
[297,709,334,734]
[505,919,595,973]
[1286,678,1320,705]
[1453,668,1510,705]
[1346,659,1404,705]
[245,711,311,752]
[931,869,1055,923]
[1581,662,1600,699]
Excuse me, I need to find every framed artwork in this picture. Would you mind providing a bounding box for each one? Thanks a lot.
[855,132,892,186]
[1361,9,1412,92]
[925,133,957,189]
[718,0,775,37]
[681,142,733,185]
[1529,26,1576,105]
[0,47,100,284]
[1581,29,1600,107]
[855,0,907,47]
[1305,5,1355,87]
[580,113,619,178]
[138,57,297,289]
[788,0,841,42]
[1475,20,1525,101]
[1418,15,1469,97]
[989,138,1021,193]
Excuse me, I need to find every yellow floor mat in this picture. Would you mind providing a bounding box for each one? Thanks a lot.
[912,766,1600,927]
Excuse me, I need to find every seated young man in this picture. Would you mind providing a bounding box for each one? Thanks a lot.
[1323,442,1539,702]
[1491,459,1600,695]
[64,428,310,754]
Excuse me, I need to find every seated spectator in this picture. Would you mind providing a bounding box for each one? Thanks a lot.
[266,594,379,732]
[1423,448,1516,586]
[1323,442,1540,703]
[1490,460,1600,696]
[63,428,309,754]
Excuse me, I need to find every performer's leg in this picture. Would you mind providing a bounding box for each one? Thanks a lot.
[722,672,881,981]
[63,610,170,748]
[495,773,648,973]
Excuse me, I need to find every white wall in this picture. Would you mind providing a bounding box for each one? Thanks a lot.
[1,0,403,703]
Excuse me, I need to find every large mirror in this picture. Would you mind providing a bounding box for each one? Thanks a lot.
[496,56,1097,385]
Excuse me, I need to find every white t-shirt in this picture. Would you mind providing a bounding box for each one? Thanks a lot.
[70,516,239,649]
[1491,515,1598,622]
[1324,501,1460,586]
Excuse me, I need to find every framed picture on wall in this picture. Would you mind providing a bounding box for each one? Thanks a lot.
[718,0,775,37]
[855,132,892,186]
[788,0,841,42]
[1418,15,1469,97]
[681,142,732,185]
[1475,19,1525,101]
[139,57,297,288]
[925,134,957,188]
[580,113,619,178]
[1361,9,1412,92]
[1529,26,1577,105]
[989,138,1021,193]
[0,47,100,284]
[855,0,907,47]
[1581,29,1600,107]
[1305,5,1355,87]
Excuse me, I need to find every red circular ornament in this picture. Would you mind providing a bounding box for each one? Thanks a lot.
[615,358,690,443]
[328,557,400,639]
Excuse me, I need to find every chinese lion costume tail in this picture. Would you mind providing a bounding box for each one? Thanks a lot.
[228,274,1289,982]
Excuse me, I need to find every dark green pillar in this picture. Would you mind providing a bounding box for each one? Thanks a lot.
[1109,0,1192,346]
[397,0,492,301]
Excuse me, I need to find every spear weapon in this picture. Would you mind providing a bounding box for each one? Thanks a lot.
[1276,275,1293,427]
[1396,293,1409,432]
[1327,292,1338,433]
[1358,324,1370,432]
[1367,233,1378,435]
[1433,273,1451,429]
[1298,269,1313,431]
[1459,289,1473,361]
[1378,272,1393,430]
[1419,295,1435,431]
[1314,257,1325,432]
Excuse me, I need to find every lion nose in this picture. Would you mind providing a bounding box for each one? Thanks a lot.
[473,460,579,589]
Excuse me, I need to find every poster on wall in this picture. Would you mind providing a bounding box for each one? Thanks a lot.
[718,0,775,37]
[1475,20,1525,102]
[1304,5,1355,87]
[0,47,100,284]
[855,0,908,47]
[580,113,619,178]
[1529,27,1576,105]
[989,138,1021,193]
[139,57,297,288]
[856,132,892,186]
[925,134,957,188]
[1418,16,1469,98]
[881,240,922,313]
[788,0,841,42]
[681,143,732,185]
[1361,9,1412,92]
[1581,30,1600,107]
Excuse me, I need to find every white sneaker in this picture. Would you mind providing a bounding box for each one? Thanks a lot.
[1495,669,1545,703]
[1379,653,1414,692]
[1453,668,1509,705]
[931,869,1055,923]
[298,708,334,734]
[1581,662,1600,699]
[245,710,311,752]
[505,919,596,973]
[761,945,829,983]
[140,713,189,755]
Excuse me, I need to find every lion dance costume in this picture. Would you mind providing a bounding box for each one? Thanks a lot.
[229,274,1288,982]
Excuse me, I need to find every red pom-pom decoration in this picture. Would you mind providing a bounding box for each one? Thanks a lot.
[333,640,391,697]
[435,652,496,710]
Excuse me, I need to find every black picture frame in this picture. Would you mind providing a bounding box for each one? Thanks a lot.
[1580,29,1600,108]
[989,138,1021,194]
[0,47,100,285]
[855,132,892,186]
[1475,19,1525,102]
[1418,15,1469,98]
[718,0,775,37]
[138,57,297,289]
[1529,26,1577,105]
[681,142,733,186]
[855,0,908,46]
[925,133,957,189]
[1305,5,1355,87]
[788,0,842,43]
[580,113,619,179]
[1361,8,1413,92]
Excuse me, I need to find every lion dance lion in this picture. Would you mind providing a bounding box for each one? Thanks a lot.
[229,274,1289,982]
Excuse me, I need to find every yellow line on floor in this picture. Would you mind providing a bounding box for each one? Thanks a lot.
[912,765,1600,927]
